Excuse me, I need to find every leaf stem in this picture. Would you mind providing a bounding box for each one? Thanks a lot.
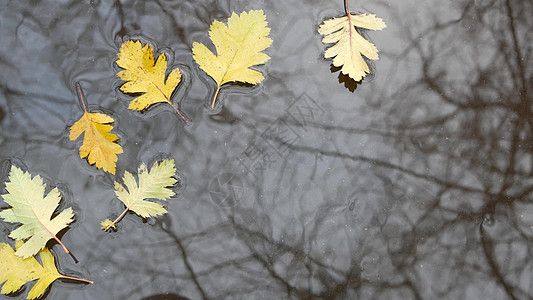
[53,236,71,255]
[76,82,88,113]
[211,85,221,110]
[168,101,191,125]
[60,275,94,284]
[346,0,353,42]
[104,207,130,231]
[345,0,351,14]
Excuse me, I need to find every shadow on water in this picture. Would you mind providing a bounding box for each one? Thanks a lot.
[330,64,361,92]
[0,0,532,299]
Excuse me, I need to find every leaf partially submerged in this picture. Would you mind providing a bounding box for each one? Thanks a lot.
[102,159,177,231]
[0,166,74,259]
[116,40,189,125]
[0,242,92,300]
[70,84,123,175]
[192,9,272,109]
[100,219,115,230]
[318,13,386,81]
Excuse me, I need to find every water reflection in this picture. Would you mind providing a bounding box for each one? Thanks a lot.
[0,0,531,299]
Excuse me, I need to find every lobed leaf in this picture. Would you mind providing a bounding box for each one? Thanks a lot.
[116,40,183,112]
[0,242,91,300]
[192,9,273,109]
[318,13,386,81]
[0,166,74,258]
[70,112,123,174]
[102,159,178,231]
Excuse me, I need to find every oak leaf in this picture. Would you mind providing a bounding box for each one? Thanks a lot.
[192,9,272,109]
[0,242,92,300]
[116,40,189,125]
[102,159,177,231]
[0,165,75,258]
[318,13,386,81]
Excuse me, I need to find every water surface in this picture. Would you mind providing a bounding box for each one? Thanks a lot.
[0,0,532,299]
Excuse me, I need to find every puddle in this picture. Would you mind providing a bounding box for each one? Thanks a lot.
[0,0,531,299]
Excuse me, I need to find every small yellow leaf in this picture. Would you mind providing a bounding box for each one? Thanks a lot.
[116,40,189,124]
[70,111,123,174]
[318,13,386,81]
[100,219,115,230]
[192,9,273,109]
[0,243,92,300]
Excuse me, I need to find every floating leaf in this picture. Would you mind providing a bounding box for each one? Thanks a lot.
[0,242,92,300]
[70,84,123,175]
[116,40,189,125]
[102,159,177,231]
[318,12,386,81]
[192,9,272,109]
[100,219,115,230]
[0,165,74,259]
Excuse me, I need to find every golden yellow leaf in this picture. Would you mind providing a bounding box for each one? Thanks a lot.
[0,242,92,300]
[116,40,189,124]
[318,13,386,81]
[192,9,272,109]
[69,84,123,174]
[70,113,122,174]
[69,84,122,174]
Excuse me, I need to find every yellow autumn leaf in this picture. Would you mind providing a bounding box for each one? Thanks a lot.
[0,165,75,259]
[192,9,272,109]
[101,159,177,231]
[0,242,92,300]
[69,83,123,175]
[100,218,115,230]
[116,40,189,125]
[318,13,386,81]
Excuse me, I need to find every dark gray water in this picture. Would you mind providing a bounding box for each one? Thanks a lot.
[0,0,532,299]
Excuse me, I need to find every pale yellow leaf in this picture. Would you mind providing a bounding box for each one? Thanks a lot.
[101,159,177,231]
[318,13,386,81]
[0,166,74,258]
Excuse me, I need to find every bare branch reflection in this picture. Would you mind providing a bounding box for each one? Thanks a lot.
[0,0,531,299]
